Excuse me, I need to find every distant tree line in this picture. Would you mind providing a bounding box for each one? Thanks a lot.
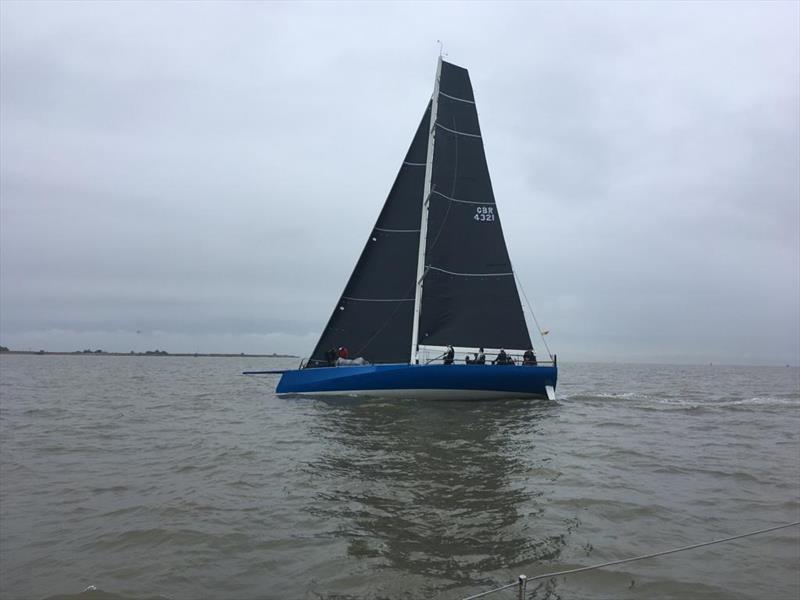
[71,349,169,355]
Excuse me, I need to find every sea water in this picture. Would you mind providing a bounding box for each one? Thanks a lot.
[0,355,798,600]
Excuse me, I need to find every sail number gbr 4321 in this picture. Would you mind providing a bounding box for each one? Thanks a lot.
[474,206,495,222]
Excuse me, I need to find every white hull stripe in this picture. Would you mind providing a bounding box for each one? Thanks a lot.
[435,122,481,138]
[403,161,426,166]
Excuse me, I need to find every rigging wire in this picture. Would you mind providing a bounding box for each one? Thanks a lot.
[425,351,447,365]
[513,269,552,359]
[460,521,800,600]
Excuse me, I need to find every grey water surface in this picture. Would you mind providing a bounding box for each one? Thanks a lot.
[0,355,798,600]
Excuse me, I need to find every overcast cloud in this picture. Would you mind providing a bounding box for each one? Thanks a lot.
[1,1,798,365]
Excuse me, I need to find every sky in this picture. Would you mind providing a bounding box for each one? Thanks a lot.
[1,1,798,366]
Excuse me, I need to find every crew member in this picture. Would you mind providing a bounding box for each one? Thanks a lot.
[443,345,455,365]
[523,348,538,366]
[325,348,338,366]
[493,348,510,365]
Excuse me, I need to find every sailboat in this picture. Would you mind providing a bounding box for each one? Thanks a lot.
[268,57,557,400]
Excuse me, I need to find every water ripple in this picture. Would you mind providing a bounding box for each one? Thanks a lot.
[0,356,797,600]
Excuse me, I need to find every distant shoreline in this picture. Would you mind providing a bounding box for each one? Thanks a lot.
[0,350,794,368]
[0,351,298,358]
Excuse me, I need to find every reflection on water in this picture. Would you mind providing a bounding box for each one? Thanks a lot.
[304,399,573,588]
[2,357,796,600]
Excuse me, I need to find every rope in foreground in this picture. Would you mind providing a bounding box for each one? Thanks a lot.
[460,521,800,600]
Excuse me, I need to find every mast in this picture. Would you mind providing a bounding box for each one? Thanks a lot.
[410,56,442,364]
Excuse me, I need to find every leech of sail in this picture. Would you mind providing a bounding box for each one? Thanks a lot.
[410,56,443,364]
[435,122,481,138]
[439,90,475,104]
[426,266,514,277]
[432,190,496,206]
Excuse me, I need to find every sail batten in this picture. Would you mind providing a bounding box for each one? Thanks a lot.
[432,190,495,206]
[425,266,515,277]
[374,227,421,233]
[342,296,415,302]
[439,90,475,104]
[434,122,482,138]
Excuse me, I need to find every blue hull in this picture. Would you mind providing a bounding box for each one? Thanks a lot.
[276,363,557,400]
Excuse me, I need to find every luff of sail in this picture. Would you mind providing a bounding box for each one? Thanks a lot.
[308,103,432,366]
[418,61,532,351]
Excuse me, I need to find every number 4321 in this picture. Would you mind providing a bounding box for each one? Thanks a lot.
[474,206,495,222]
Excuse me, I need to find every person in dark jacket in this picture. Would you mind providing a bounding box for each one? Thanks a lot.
[523,348,538,365]
[443,345,455,365]
[476,347,486,364]
[325,348,338,366]
[493,348,511,365]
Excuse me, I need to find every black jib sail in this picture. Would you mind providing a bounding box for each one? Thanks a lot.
[417,60,532,351]
[308,103,432,366]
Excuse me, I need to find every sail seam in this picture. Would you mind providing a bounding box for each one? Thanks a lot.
[435,122,481,138]
[342,296,414,302]
[426,266,514,277]
[403,161,426,166]
[432,190,496,206]
[439,91,475,104]
[374,227,421,233]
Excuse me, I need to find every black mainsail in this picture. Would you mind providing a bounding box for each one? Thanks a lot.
[309,59,531,366]
[416,61,532,354]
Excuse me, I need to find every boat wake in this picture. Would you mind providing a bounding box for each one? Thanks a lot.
[562,391,799,411]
